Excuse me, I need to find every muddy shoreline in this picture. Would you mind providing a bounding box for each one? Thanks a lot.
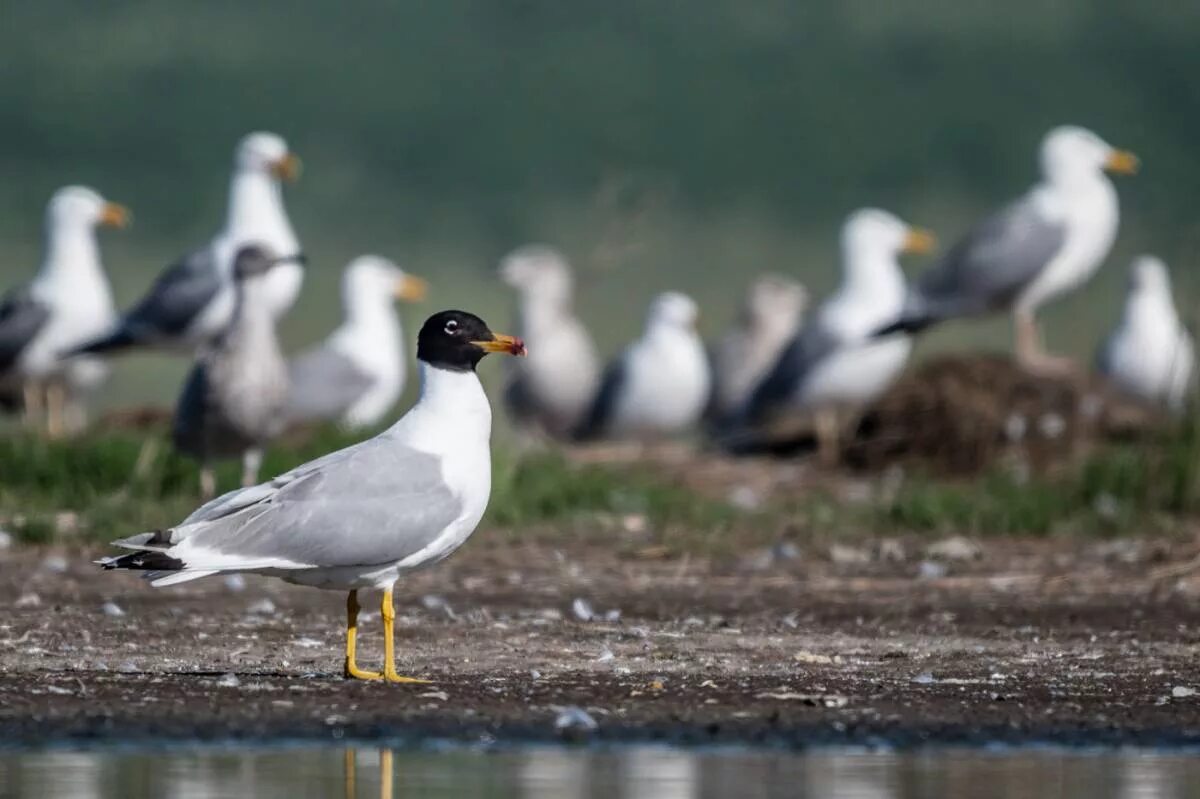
[2,538,1199,749]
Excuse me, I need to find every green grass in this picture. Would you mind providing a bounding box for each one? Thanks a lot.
[884,421,1200,537]
[3,422,1200,549]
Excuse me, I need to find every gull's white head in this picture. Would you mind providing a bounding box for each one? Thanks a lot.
[841,208,935,265]
[343,255,428,311]
[744,274,808,328]
[1129,254,1173,298]
[646,291,699,332]
[46,185,130,231]
[235,131,301,181]
[499,244,574,306]
[1040,126,1139,186]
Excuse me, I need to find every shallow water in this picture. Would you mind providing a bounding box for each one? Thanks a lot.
[2,745,1200,799]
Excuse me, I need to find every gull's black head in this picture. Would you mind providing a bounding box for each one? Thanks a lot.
[417,310,526,372]
[232,244,306,281]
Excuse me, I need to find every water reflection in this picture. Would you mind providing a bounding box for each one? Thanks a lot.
[2,746,1199,799]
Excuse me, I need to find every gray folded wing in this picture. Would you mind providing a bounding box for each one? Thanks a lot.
[573,354,628,440]
[741,321,842,426]
[286,345,376,422]
[0,285,50,372]
[914,197,1067,319]
[168,436,464,569]
[125,246,223,339]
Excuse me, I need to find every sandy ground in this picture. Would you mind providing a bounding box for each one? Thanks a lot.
[2,534,1200,748]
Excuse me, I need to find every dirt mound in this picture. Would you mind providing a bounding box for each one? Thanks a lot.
[846,354,1161,474]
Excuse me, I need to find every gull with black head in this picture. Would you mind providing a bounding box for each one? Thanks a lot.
[102,310,526,683]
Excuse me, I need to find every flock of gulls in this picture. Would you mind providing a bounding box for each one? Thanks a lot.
[0,124,1190,680]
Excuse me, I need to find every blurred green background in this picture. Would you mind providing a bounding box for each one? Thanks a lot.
[3,0,1199,411]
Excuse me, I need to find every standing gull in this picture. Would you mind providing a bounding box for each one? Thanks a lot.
[0,186,129,435]
[575,291,709,441]
[173,246,299,499]
[74,132,303,355]
[102,310,526,682]
[499,244,600,439]
[877,126,1138,374]
[287,256,428,429]
[730,209,934,461]
[1097,256,1194,412]
[708,274,808,424]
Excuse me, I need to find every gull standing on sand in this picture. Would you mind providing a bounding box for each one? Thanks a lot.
[730,209,934,461]
[287,256,428,429]
[1097,255,1194,412]
[877,126,1138,374]
[173,246,300,499]
[575,291,709,441]
[0,186,129,435]
[74,132,303,355]
[708,274,808,423]
[103,310,526,683]
[499,245,600,439]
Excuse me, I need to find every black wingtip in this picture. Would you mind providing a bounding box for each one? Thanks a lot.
[872,315,936,339]
[100,551,185,572]
[65,328,136,357]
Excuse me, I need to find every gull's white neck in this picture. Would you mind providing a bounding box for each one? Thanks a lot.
[841,248,907,311]
[332,294,403,372]
[518,289,572,336]
[225,168,298,251]
[36,219,113,309]
[390,362,492,451]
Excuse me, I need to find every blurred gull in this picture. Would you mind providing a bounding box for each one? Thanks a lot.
[74,132,303,355]
[0,186,129,435]
[575,291,709,441]
[730,209,934,461]
[878,125,1138,374]
[173,246,299,499]
[499,245,600,439]
[103,310,526,682]
[287,256,428,429]
[708,274,808,423]
[1097,255,1194,411]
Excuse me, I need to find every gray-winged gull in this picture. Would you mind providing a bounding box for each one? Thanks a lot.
[287,256,428,429]
[499,244,600,439]
[1097,255,1194,412]
[877,126,1138,374]
[102,310,526,682]
[729,209,934,461]
[173,246,299,499]
[0,186,129,435]
[575,291,709,441]
[709,274,808,423]
[73,132,303,355]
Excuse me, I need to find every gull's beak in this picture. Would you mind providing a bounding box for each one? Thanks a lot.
[99,202,131,229]
[270,152,302,182]
[394,274,429,302]
[902,227,937,255]
[473,333,527,357]
[1104,149,1140,176]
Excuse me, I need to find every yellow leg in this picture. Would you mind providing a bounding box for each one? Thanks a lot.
[382,587,430,684]
[343,748,357,799]
[380,749,394,799]
[345,590,382,680]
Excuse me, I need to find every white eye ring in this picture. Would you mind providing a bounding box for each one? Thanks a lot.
[444,319,459,334]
